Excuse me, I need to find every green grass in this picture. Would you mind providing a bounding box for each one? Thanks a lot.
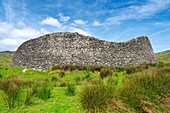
[121,68,170,112]
[0,87,84,113]
[0,52,14,67]
[155,50,170,62]
[0,66,167,113]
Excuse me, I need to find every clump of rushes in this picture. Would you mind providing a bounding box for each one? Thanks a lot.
[82,69,91,81]
[79,79,115,112]
[36,81,52,100]
[65,83,76,96]
[121,68,170,113]
[51,65,61,71]
[0,76,23,109]
[100,68,112,79]
[75,77,81,85]
[59,81,67,87]
[59,70,65,78]
[51,75,58,81]
[24,82,38,105]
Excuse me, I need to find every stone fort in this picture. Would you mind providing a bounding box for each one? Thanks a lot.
[12,32,157,69]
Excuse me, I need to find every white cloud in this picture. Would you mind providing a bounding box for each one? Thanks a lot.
[70,23,77,26]
[0,21,13,34]
[17,21,26,28]
[0,21,49,51]
[0,38,26,51]
[41,17,62,27]
[93,21,103,26]
[10,27,41,39]
[74,19,87,25]
[40,28,50,34]
[0,38,25,46]
[58,13,70,22]
[71,28,90,36]
[105,0,170,25]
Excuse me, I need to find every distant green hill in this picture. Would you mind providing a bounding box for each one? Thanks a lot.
[0,51,14,67]
[155,50,170,62]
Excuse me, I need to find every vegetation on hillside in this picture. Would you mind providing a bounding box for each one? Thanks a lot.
[0,52,14,67]
[155,50,170,62]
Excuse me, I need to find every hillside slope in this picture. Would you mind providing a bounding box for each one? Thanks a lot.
[0,51,14,67]
[155,50,170,62]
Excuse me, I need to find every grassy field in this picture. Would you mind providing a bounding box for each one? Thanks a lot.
[155,50,170,62]
[0,52,14,67]
[0,51,169,113]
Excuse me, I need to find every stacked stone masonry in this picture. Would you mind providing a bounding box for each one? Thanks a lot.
[12,32,157,69]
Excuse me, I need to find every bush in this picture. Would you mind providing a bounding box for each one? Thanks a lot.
[114,67,124,72]
[124,66,136,74]
[65,83,76,96]
[79,79,115,112]
[0,76,23,109]
[0,73,2,78]
[100,68,112,79]
[82,74,90,80]
[121,68,170,112]
[82,70,91,81]
[51,75,58,81]
[59,81,67,87]
[51,65,61,71]
[75,77,81,85]
[59,70,65,78]
[36,81,52,100]
[156,61,164,68]
[24,82,38,105]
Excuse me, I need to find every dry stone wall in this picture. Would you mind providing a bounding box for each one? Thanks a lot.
[12,32,157,69]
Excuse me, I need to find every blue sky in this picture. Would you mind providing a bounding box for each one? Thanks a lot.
[0,0,170,52]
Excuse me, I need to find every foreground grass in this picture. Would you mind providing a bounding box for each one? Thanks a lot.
[121,67,170,113]
[0,87,83,113]
[0,63,169,113]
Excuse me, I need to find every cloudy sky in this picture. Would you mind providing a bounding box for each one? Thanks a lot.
[0,0,170,52]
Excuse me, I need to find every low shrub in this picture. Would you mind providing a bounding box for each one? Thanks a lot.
[0,76,41,108]
[114,67,124,72]
[121,68,170,112]
[82,70,91,81]
[24,82,38,105]
[0,76,23,109]
[82,74,90,80]
[51,65,61,71]
[100,68,112,79]
[79,79,115,112]
[59,81,67,87]
[59,70,65,78]
[124,66,137,74]
[89,65,103,72]
[51,75,58,81]
[156,61,164,68]
[36,81,52,100]
[75,77,81,85]
[65,83,76,96]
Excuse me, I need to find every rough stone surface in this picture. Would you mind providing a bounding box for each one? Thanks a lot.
[12,32,157,69]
